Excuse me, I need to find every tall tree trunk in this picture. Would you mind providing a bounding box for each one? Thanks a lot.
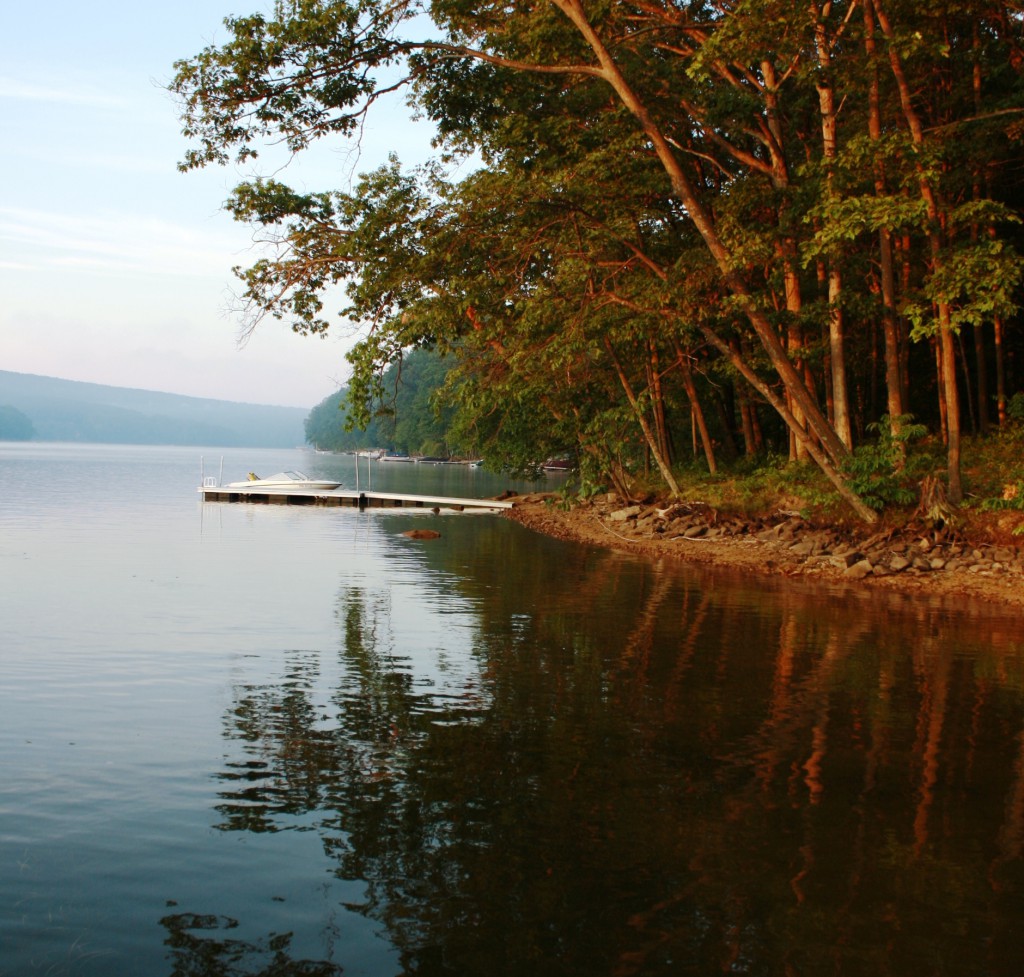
[813,1,853,449]
[729,338,759,457]
[863,0,906,461]
[827,266,852,445]
[957,331,977,434]
[551,0,856,482]
[974,323,990,435]
[673,341,717,474]
[900,233,914,412]
[751,400,765,455]
[766,54,812,463]
[873,0,963,502]
[701,324,879,523]
[938,319,963,501]
[935,337,949,445]
[971,24,991,435]
[818,254,835,424]
[781,240,810,461]
[647,340,673,464]
[712,385,740,459]
[995,315,1007,425]
[604,338,682,496]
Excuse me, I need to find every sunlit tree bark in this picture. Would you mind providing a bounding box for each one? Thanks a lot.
[812,0,854,449]
[873,0,963,500]
[862,0,908,451]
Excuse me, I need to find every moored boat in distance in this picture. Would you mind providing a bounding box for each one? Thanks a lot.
[542,457,573,472]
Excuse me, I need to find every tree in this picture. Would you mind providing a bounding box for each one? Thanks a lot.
[303,349,457,455]
[171,0,1024,517]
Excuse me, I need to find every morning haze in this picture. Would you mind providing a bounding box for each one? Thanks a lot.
[0,370,312,447]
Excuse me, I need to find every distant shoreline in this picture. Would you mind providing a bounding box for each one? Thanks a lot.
[0,370,307,448]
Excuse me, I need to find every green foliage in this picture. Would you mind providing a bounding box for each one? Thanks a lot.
[841,417,929,511]
[304,389,364,451]
[905,236,1024,340]
[305,348,462,456]
[170,2,415,170]
[977,486,1024,512]
[172,0,1024,517]
[967,423,1024,512]
[380,348,457,455]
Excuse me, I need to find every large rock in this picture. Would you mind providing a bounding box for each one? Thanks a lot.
[609,506,644,522]
[844,559,875,580]
[831,551,864,570]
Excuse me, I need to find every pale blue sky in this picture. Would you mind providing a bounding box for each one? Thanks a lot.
[0,1,434,408]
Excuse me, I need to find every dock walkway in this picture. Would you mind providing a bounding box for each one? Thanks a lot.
[198,480,514,511]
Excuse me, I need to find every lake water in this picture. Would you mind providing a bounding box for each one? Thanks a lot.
[2,442,1024,976]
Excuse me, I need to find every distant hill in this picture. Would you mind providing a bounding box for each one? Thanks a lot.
[0,371,310,447]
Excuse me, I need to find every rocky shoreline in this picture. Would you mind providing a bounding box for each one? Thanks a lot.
[504,492,1024,611]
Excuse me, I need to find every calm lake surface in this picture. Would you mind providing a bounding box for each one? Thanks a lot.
[2,442,1024,976]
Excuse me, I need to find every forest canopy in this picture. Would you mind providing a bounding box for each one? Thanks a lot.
[172,0,1024,520]
[304,348,456,455]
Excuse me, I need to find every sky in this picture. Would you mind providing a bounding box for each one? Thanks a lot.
[0,1,435,409]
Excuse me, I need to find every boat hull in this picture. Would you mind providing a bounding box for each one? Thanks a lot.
[226,480,341,490]
[224,470,341,491]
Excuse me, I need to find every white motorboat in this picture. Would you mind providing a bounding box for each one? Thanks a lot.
[225,470,342,490]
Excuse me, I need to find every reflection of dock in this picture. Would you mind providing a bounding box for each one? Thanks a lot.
[198,480,514,511]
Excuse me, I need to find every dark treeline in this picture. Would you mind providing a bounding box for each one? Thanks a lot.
[173,1,1024,520]
[305,349,456,455]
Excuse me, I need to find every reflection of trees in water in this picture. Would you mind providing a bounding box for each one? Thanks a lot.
[215,649,342,834]
[206,553,1024,977]
[692,608,1024,977]
[160,912,343,977]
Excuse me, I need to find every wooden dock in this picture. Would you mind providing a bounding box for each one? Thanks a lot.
[198,480,514,511]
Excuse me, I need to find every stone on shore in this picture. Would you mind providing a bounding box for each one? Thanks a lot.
[844,559,875,580]
[504,493,1024,609]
